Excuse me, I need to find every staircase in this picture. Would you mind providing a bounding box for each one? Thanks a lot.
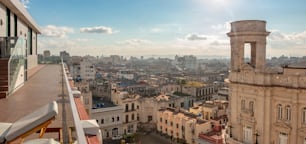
[0,58,9,98]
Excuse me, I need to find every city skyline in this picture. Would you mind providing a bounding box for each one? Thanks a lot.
[25,0,306,57]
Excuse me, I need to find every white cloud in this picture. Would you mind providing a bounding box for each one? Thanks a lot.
[211,21,231,31]
[41,25,74,38]
[150,28,163,33]
[269,29,306,41]
[80,26,114,34]
[266,29,306,56]
[75,38,93,42]
[20,0,30,8]
[185,33,207,41]
[119,39,152,45]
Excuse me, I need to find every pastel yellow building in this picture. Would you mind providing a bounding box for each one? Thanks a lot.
[157,108,212,144]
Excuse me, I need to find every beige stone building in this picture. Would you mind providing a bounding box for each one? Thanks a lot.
[91,104,123,139]
[111,91,140,134]
[138,94,195,125]
[226,20,306,144]
[157,107,212,144]
[190,100,228,122]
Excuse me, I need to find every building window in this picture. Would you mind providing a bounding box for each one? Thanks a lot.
[132,103,135,111]
[285,105,291,121]
[126,115,129,123]
[160,117,162,122]
[303,108,306,124]
[176,124,179,128]
[278,104,283,120]
[243,126,253,144]
[132,114,135,121]
[181,102,184,108]
[249,101,254,113]
[101,119,104,124]
[14,14,17,37]
[170,122,173,126]
[6,8,11,37]
[160,126,162,131]
[148,115,152,122]
[279,132,288,144]
[304,138,306,144]
[117,116,120,121]
[241,100,245,111]
[125,104,129,112]
[165,120,167,124]
[112,117,115,122]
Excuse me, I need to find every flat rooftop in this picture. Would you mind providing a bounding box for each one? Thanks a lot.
[92,96,116,109]
[0,64,74,142]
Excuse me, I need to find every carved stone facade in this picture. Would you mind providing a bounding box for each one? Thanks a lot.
[227,20,306,144]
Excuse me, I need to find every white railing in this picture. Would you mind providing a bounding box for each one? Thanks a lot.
[62,61,88,144]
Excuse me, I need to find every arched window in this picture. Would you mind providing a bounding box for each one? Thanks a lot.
[241,100,245,111]
[278,104,282,120]
[285,105,291,121]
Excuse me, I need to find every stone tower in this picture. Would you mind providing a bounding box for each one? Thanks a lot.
[226,20,306,144]
[227,20,270,72]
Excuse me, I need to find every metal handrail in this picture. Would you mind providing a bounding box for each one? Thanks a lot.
[62,60,88,144]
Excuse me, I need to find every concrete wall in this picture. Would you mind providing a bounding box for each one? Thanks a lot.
[0,1,39,71]
[0,3,6,37]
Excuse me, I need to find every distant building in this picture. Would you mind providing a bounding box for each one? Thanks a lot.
[157,107,212,144]
[181,81,216,100]
[111,91,140,135]
[43,50,51,57]
[80,58,96,81]
[60,50,70,62]
[117,70,134,80]
[91,100,124,139]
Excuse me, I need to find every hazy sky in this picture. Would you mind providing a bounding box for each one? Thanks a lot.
[24,0,306,57]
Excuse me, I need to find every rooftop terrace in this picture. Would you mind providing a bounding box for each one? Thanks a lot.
[0,64,101,144]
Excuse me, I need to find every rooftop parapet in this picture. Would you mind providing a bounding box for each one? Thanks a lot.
[229,20,268,33]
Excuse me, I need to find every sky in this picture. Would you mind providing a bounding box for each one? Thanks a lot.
[22,0,306,58]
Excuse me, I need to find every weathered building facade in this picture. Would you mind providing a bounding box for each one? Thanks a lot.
[227,20,306,144]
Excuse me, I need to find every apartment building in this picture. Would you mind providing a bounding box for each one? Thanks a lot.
[80,58,96,80]
[189,100,228,123]
[157,107,212,144]
[117,70,134,80]
[227,20,306,144]
[0,0,40,98]
[111,91,140,134]
[182,81,215,100]
[91,101,124,139]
